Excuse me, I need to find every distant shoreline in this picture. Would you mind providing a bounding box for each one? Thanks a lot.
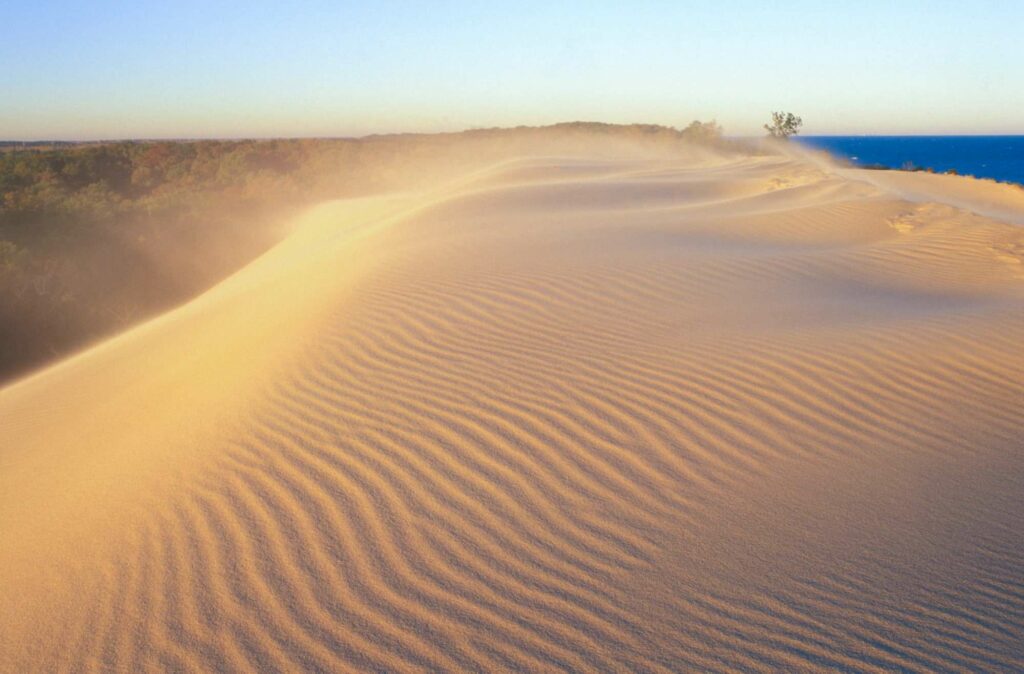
[797,135,1024,188]
[855,160,1024,189]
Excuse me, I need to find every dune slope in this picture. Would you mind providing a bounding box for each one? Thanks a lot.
[2,146,1024,672]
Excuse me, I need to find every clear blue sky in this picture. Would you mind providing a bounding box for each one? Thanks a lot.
[2,1,1021,139]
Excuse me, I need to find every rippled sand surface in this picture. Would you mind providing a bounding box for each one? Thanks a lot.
[3,145,1024,672]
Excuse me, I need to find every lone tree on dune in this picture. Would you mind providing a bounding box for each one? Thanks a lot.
[764,112,803,139]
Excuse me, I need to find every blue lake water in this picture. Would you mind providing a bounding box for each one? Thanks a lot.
[795,136,1024,186]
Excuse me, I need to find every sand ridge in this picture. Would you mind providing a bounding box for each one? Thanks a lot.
[2,144,1024,671]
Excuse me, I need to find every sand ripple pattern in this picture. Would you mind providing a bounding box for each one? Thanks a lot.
[3,152,1024,672]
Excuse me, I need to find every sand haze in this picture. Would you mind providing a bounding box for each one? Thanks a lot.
[2,129,1024,671]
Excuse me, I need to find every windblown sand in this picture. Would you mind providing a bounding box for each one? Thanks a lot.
[2,144,1024,672]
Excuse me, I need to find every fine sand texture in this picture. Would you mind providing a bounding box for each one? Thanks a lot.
[2,140,1024,672]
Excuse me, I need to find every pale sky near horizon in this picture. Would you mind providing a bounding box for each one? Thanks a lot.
[1,1,1021,140]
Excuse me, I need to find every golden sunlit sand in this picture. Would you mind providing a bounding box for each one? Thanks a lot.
[3,136,1024,671]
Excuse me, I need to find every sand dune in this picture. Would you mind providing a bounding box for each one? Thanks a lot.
[2,140,1024,672]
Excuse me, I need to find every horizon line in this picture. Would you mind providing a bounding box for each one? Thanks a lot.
[4,132,1024,145]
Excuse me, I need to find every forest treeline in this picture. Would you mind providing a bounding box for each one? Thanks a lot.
[0,122,727,382]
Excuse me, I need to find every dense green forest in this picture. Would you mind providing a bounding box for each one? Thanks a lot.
[1,139,325,382]
[0,122,725,382]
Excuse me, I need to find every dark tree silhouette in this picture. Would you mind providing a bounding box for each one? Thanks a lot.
[764,112,803,139]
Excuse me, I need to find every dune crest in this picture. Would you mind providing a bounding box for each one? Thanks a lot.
[3,142,1024,671]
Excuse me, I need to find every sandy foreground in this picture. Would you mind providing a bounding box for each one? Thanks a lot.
[2,142,1024,672]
